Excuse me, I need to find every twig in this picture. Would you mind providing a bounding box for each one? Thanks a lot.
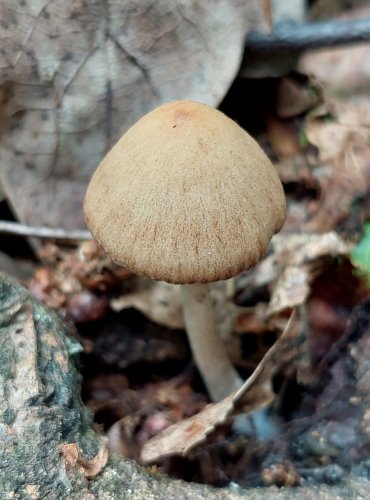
[245,18,370,53]
[0,220,91,241]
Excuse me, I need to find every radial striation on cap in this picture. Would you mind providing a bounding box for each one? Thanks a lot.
[84,100,286,284]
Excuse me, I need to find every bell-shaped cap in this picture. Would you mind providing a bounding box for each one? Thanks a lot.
[84,100,286,284]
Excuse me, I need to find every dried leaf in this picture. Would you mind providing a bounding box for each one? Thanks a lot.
[105,379,207,461]
[27,241,129,316]
[267,116,302,158]
[298,7,370,231]
[111,281,184,330]
[141,312,300,463]
[112,279,242,344]
[141,392,240,463]
[302,103,370,231]
[267,232,352,315]
[0,0,266,229]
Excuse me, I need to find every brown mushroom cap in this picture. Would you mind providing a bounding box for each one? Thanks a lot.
[84,100,286,284]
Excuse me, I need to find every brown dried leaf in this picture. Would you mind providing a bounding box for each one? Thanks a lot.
[267,232,352,315]
[141,392,241,463]
[302,102,370,231]
[27,240,129,317]
[0,0,266,229]
[111,280,242,344]
[105,379,207,461]
[267,116,302,158]
[111,281,184,330]
[298,7,370,231]
[141,312,300,463]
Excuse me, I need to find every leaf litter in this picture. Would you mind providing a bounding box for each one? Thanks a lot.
[2,0,370,491]
[141,311,301,463]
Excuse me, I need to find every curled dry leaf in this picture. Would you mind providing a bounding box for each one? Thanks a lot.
[105,379,208,461]
[111,281,184,330]
[0,0,267,230]
[235,232,352,317]
[141,392,243,464]
[141,311,301,463]
[267,232,353,315]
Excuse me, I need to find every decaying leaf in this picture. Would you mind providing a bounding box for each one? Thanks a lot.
[105,378,207,461]
[267,232,352,315]
[302,102,370,231]
[297,7,370,232]
[112,278,243,344]
[141,312,301,463]
[111,281,184,330]
[234,232,353,317]
[27,240,130,320]
[0,0,267,230]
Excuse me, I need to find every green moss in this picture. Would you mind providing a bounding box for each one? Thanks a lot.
[351,222,370,286]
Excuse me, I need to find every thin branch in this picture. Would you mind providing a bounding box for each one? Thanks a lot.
[245,18,370,53]
[0,220,91,241]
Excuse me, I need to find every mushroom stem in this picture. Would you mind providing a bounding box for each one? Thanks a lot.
[181,283,243,402]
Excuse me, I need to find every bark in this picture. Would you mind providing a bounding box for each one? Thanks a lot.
[0,272,369,499]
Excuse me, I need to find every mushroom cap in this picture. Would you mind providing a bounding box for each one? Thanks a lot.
[84,100,286,284]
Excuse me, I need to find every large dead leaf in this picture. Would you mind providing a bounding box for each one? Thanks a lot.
[0,0,266,229]
[141,312,300,463]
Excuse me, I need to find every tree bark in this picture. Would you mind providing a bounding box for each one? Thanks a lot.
[0,272,369,499]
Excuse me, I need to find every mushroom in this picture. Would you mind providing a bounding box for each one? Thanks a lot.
[84,100,286,402]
